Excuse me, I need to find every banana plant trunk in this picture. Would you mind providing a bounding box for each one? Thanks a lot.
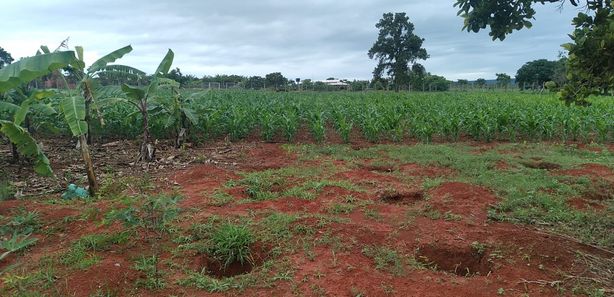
[85,100,93,145]
[79,134,98,195]
[11,142,19,162]
[140,100,155,162]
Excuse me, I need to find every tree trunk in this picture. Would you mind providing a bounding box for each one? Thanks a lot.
[79,135,98,196]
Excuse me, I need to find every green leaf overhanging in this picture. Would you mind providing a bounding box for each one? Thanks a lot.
[0,51,78,92]
[87,45,133,74]
[0,120,52,176]
[154,49,174,77]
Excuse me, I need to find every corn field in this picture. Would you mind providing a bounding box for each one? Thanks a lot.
[22,90,614,144]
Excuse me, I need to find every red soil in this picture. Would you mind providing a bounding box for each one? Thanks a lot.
[2,143,610,297]
[61,255,135,297]
[567,197,606,211]
[428,182,498,222]
[558,163,614,182]
[494,160,511,170]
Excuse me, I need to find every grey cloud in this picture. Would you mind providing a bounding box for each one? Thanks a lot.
[1,0,581,80]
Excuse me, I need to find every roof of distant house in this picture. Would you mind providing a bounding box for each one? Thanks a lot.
[318,79,349,86]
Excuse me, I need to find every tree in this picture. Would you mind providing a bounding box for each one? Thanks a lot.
[454,0,607,41]
[515,59,559,89]
[120,49,174,162]
[496,73,512,89]
[368,12,428,91]
[457,79,469,90]
[166,67,187,86]
[265,72,287,90]
[424,73,450,91]
[561,7,614,104]
[475,78,487,88]
[454,0,613,104]
[302,79,313,90]
[0,47,13,69]
[246,76,265,89]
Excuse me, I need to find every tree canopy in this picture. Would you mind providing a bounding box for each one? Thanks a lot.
[515,59,563,89]
[454,0,610,41]
[0,47,13,69]
[561,7,614,104]
[455,0,613,103]
[368,12,428,91]
[265,72,288,90]
[496,73,512,88]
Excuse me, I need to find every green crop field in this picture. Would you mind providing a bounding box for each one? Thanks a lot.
[19,90,614,144]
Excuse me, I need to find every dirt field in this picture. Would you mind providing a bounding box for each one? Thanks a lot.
[0,139,612,296]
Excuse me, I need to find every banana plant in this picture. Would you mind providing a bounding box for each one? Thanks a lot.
[120,49,174,162]
[0,88,56,161]
[50,44,140,195]
[58,45,142,144]
[152,81,199,148]
[0,51,77,176]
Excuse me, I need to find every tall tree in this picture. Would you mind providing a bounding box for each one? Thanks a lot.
[368,12,428,91]
[475,78,487,88]
[0,47,13,69]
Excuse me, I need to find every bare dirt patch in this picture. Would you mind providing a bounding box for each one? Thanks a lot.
[416,243,492,276]
[521,160,562,170]
[428,182,497,221]
[378,188,424,204]
[568,197,606,211]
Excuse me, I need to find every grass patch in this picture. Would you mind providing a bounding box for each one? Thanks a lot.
[60,231,132,269]
[207,190,234,206]
[361,245,405,275]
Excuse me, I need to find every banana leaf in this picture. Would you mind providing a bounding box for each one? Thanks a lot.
[154,49,174,77]
[61,96,87,136]
[0,51,78,92]
[0,120,52,176]
[87,45,133,74]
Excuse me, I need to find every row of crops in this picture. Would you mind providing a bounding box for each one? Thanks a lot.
[18,90,614,144]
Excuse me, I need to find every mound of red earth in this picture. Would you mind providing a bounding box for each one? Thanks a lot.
[559,163,614,182]
[428,182,497,222]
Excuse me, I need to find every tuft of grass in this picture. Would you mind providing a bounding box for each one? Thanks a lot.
[210,223,254,268]
[134,255,165,289]
[327,203,355,215]
[361,245,405,275]
[208,190,234,207]
[60,231,131,269]
[0,180,15,200]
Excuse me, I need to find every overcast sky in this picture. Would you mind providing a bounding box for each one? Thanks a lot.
[1,0,582,81]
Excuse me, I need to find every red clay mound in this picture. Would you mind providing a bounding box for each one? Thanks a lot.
[428,182,497,221]
[568,197,606,211]
[241,143,296,171]
[61,255,134,297]
[173,165,239,208]
[559,163,614,181]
